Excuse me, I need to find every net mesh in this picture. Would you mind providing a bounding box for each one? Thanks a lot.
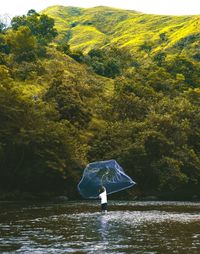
[78,159,135,199]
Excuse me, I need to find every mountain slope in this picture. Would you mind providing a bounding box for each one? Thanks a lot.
[42,5,200,59]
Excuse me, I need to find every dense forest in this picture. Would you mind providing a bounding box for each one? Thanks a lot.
[0,6,200,200]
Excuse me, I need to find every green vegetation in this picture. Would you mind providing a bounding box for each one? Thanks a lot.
[0,7,200,200]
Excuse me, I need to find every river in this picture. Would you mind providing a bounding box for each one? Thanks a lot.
[0,201,200,253]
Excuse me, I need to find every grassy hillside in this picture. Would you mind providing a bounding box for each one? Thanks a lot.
[42,5,200,59]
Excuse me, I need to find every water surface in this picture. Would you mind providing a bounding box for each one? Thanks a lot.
[0,201,200,253]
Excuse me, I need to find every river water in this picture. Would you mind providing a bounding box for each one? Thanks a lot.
[0,201,200,253]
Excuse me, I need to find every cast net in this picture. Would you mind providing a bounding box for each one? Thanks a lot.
[78,159,135,199]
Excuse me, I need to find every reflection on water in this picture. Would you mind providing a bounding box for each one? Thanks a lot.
[0,201,200,253]
[98,214,109,241]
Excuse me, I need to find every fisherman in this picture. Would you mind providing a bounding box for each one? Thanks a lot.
[99,186,107,213]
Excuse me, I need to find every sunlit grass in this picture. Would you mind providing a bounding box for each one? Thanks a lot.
[43,5,199,59]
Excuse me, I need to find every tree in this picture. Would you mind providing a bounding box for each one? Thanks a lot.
[11,10,57,46]
[0,82,85,193]
[86,47,133,78]
[164,56,200,87]
[11,15,27,30]
[6,26,37,62]
[0,21,6,33]
[0,34,9,54]
[34,14,57,45]
[45,71,92,128]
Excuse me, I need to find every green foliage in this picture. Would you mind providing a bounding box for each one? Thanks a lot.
[56,42,70,54]
[109,80,149,120]
[12,61,45,81]
[0,7,200,200]
[0,21,6,33]
[88,95,200,195]
[0,41,9,57]
[86,47,133,78]
[7,26,37,62]
[140,42,153,53]
[44,70,92,128]
[11,10,57,45]
[164,56,200,86]
[0,80,86,192]
[153,52,166,66]
[11,15,27,30]
[69,50,84,62]
[35,14,58,45]
[0,65,12,83]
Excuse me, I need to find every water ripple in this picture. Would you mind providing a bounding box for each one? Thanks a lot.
[0,201,200,254]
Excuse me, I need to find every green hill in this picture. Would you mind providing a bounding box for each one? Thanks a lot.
[42,5,200,60]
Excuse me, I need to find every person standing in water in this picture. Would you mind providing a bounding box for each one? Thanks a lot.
[99,186,107,213]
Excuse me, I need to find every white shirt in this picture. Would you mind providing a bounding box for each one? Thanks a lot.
[99,189,107,204]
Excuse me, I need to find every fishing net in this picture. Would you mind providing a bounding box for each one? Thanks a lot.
[78,159,135,199]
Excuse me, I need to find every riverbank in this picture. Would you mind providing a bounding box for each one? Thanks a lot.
[0,191,69,202]
[0,190,199,202]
